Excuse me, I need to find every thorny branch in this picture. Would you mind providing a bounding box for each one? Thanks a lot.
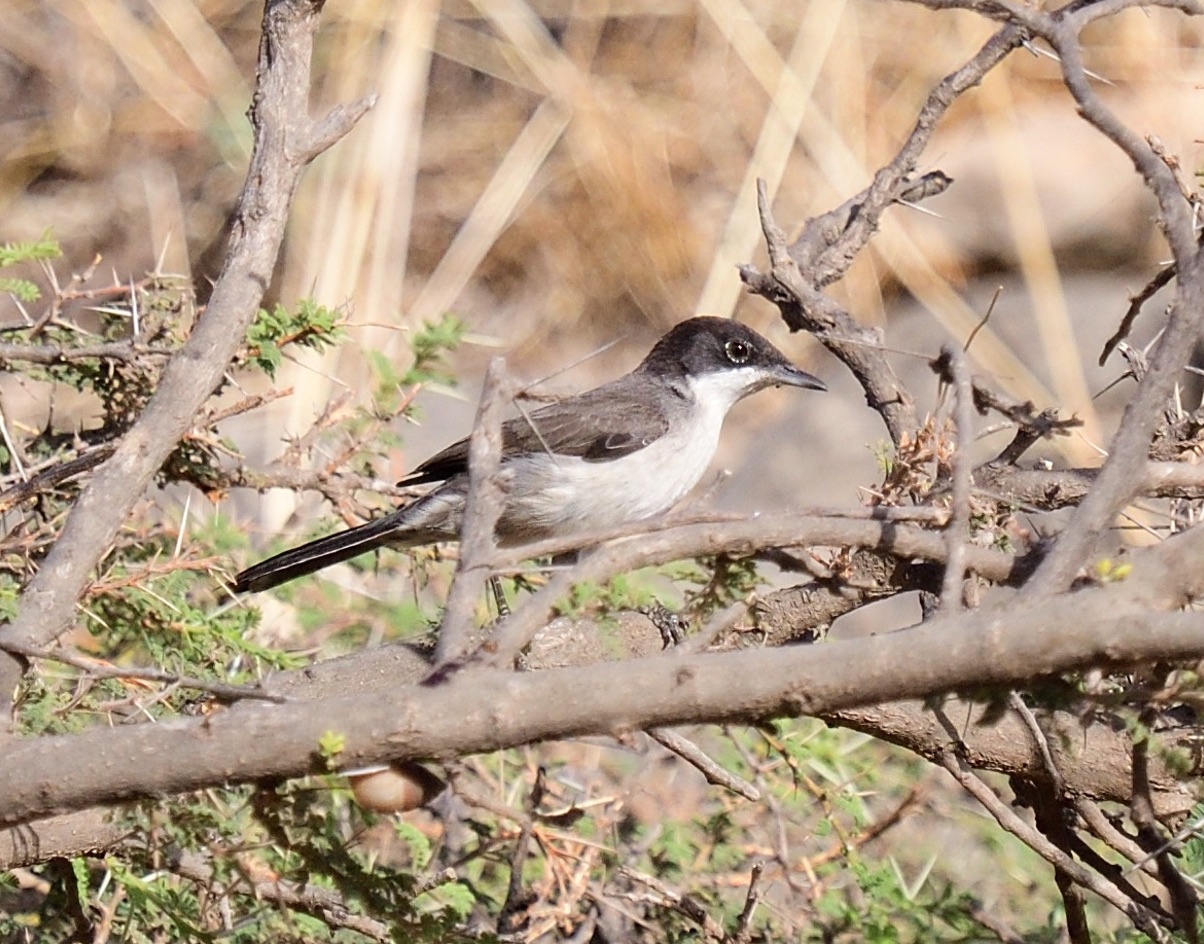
[739,25,1025,444]
[172,849,396,942]
[735,0,1204,936]
[646,728,761,801]
[0,342,177,366]
[7,517,1204,826]
[0,639,285,704]
[0,0,374,719]
[1014,0,1204,596]
[1100,263,1177,366]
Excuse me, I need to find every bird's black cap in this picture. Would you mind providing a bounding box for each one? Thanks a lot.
[639,317,826,392]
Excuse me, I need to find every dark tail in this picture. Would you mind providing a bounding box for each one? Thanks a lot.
[233,513,434,594]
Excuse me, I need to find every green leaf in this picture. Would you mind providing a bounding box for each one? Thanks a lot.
[402,313,466,386]
[317,729,346,768]
[0,233,61,268]
[394,820,433,869]
[0,276,42,301]
[244,298,344,378]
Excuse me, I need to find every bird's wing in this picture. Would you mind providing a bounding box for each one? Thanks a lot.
[400,383,669,486]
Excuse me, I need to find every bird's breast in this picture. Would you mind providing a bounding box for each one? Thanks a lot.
[497,405,725,540]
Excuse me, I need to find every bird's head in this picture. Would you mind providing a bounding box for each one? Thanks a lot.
[640,317,826,407]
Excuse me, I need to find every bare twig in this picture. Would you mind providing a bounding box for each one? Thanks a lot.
[0,640,285,704]
[940,345,974,610]
[1101,264,1177,366]
[0,342,176,365]
[741,181,917,444]
[1074,799,1157,874]
[967,900,1027,944]
[0,443,117,514]
[936,747,1172,938]
[447,764,534,830]
[498,766,543,934]
[787,25,1023,287]
[172,849,391,942]
[647,728,760,801]
[728,861,764,944]
[680,600,750,653]
[1132,709,1201,944]
[620,866,726,941]
[740,25,1025,444]
[433,358,512,666]
[1008,693,1064,797]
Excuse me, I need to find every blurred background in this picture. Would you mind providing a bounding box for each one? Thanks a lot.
[4,4,1204,928]
[1,0,1201,525]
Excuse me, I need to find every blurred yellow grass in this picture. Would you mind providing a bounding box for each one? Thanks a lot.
[1,0,1201,445]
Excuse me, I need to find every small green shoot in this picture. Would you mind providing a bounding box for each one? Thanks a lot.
[244,298,344,378]
[317,730,347,770]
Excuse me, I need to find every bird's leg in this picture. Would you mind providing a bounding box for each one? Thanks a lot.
[638,602,689,648]
[489,575,511,619]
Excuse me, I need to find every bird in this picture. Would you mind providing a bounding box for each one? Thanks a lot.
[233,316,826,594]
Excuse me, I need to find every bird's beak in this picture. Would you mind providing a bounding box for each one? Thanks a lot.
[768,363,827,392]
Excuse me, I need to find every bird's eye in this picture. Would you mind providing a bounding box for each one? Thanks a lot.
[725,339,751,363]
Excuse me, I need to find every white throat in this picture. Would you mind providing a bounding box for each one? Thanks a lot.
[501,366,767,537]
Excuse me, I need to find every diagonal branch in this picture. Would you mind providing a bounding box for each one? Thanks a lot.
[1026,231,1204,596]
[740,24,1025,444]
[792,23,1024,286]
[937,747,1172,937]
[913,0,1204,601]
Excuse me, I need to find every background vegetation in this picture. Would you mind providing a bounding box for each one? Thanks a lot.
[2,1,1204,941]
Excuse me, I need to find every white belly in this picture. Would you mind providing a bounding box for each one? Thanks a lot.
[500,379,739,538]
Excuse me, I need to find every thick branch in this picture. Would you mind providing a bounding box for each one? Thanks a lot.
[3,562,1204,827]
[482,511,1030,666]
[1,809,128,870]
[975,460,1204,510]
[829,700,1194,819]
